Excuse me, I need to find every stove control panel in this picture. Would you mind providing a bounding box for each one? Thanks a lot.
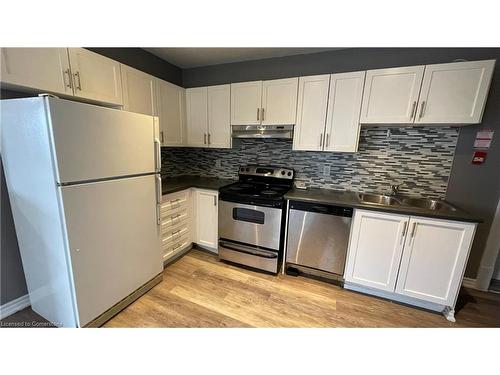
[239,165,294,180]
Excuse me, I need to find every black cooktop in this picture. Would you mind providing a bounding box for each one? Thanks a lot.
[219,181,292,207]
[219,165,295,208]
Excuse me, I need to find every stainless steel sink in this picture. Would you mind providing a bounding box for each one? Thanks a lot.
[399,197,457,212]
[357,193,401,206]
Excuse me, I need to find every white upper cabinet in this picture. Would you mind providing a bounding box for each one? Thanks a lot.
[293,75,331,151]
[231,78,298,126]
[207,84,231,148]
[360,65,425,124]
[395,217,475,306]
[0,48,73,95]
[121,64,156,116]
[67,48,123,105]
[261,77,299,125]
[324,71,365,152]
[415,60,495,124]
[230,81,262,125]
[345,210,408,292]
[186,84,231,148]
[186,87,209,147]
[156,80,186,146]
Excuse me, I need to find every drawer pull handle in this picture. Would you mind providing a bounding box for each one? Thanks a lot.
[74,71,82,90]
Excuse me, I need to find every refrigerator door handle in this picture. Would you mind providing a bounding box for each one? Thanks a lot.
[155,175,162,224]
[154,138,161,173]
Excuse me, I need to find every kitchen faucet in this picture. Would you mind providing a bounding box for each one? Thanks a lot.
[390,183,403,196]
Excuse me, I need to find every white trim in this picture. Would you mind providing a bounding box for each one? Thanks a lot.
[0,294,30,320]
[462,277,478,289]
[344,282,446,312]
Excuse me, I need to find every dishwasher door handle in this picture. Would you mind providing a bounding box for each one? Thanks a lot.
[219,241,277,259]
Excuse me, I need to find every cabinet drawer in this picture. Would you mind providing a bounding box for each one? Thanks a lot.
[161,225,189,248]
[161,216,188,237]
[161,191,189,212]
[163,234,190,261]
[160,203,188,219]
[161,207,189,228]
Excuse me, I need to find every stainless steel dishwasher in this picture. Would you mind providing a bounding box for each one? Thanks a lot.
[286,200,353,276]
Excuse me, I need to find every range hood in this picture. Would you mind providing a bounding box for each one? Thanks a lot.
[231,125,294,139]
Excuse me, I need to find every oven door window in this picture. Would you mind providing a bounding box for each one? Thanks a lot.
[232,207,265,224]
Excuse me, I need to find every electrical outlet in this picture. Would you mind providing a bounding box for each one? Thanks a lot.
[215,159,222,168]
[323,164,331,176]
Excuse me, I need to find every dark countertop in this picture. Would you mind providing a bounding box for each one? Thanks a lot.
[162,175,236,195]
[285,188,481,223]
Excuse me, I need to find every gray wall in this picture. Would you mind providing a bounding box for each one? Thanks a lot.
[87,48,183,86]
[183,48,500,278]
[1,159,28,305]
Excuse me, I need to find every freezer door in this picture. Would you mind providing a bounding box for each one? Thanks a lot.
[60,175,162,326]
[47,98,158,184]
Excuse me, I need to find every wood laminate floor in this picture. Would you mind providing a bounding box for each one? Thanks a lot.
[3,249,499,328]
[103,250,500,328]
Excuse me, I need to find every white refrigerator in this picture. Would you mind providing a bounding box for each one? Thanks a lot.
[1,97,163,327]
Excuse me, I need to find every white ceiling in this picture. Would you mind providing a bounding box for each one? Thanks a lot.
[144,48,342,69]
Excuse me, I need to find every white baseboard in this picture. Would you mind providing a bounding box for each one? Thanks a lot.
[0,294,31,320]
[462,277,478,289]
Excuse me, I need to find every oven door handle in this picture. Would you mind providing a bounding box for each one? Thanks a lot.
[219,241,278,259]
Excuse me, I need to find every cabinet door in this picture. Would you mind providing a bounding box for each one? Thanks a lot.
[415,60,495,124]
[292,75,330,151]
[194,189,218,251]
[68,48,123,105]
[261,77,298,125]
[186,87,208,147]
[230,81,262,125]
[360,66,424,124]
[1,48,72,95]
[324,71,365,152]
[207,84,231,149]
[344,210,408,292]
[121,64,155,116]
[156,80,185,146]
[395,217,475,306]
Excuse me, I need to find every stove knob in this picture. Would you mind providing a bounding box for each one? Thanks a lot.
[240,167,245,172]
[246,167,250,172]
[287,172,292,176]
[281,170,286,175]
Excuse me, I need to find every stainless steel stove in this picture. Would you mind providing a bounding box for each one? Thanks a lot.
[218,165,294,273]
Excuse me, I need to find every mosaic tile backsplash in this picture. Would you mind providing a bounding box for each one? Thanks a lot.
[161,127,459,198]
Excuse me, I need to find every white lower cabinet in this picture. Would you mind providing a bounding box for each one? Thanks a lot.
[160,188,219,261]
[344,210,408,292]
[395,217,476,306]
[345,209,476,320]
[160,189,192,262]
[193,189,219,252]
